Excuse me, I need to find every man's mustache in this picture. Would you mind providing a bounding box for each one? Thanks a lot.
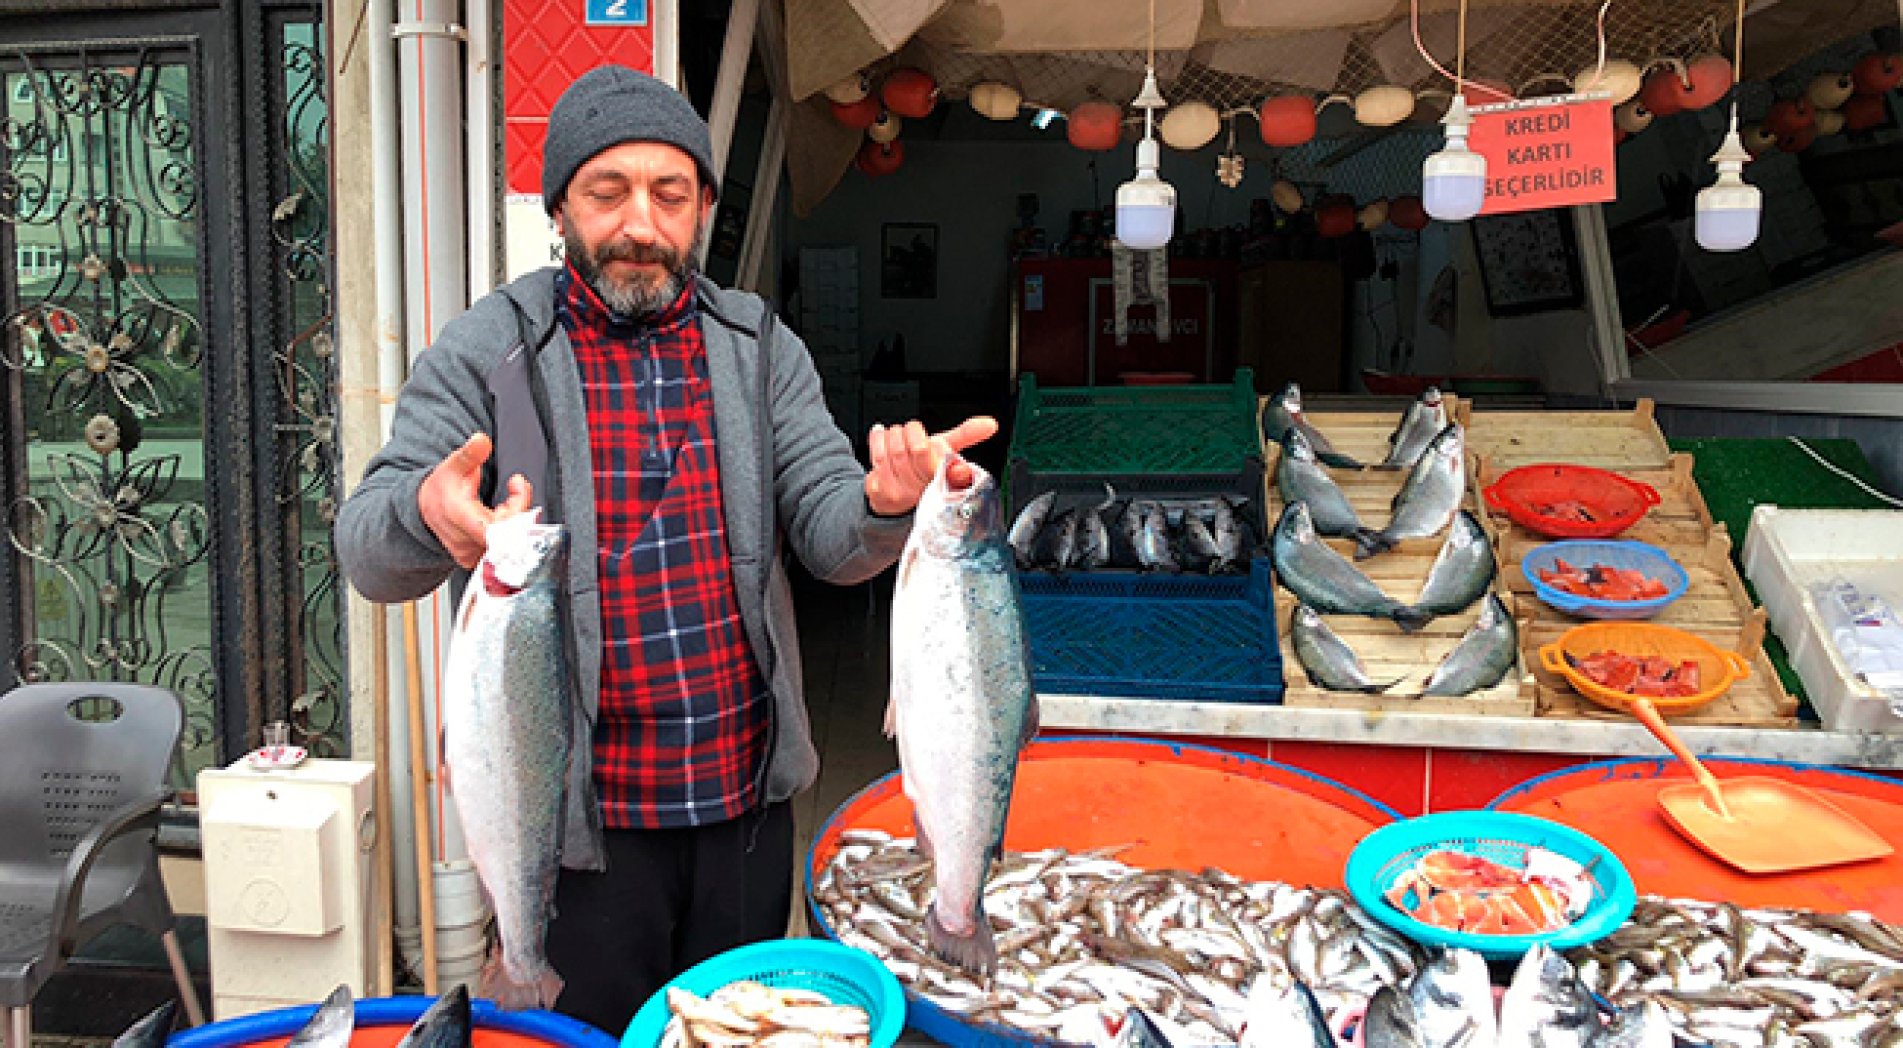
[595,238,681,270]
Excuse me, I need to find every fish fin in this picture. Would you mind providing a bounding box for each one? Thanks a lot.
[1392,606,1434,633]
[926,901,999,977]
[1353,529,1396,560]
[1317,452,1364,470]
[1371,461,1408,472]
[478,942,565,1011]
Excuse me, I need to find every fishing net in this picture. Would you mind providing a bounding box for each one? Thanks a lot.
[784,0,1902,213]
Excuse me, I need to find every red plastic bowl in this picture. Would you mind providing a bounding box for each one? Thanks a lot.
[1483,463,1660,539]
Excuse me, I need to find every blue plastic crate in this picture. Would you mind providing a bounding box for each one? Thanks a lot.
[1019,557,1283,702]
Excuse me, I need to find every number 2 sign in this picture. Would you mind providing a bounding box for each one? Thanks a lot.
[585,0,648,26]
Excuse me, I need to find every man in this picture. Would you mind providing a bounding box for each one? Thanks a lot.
[334,65,993,1030]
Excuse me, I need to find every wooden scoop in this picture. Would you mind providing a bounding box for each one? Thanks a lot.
[1629,699,1894,875]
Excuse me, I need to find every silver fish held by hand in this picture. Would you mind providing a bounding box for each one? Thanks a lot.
[1421,593,1518,696]
[1381,387,1447,471]
[1361,423,1467,561]
[887,454,1040,976]
[1291,606,1397,693]
[1273,502,1431,632]
[1412,510,1496,617]
[442,508,571,1009]
[112,1002,177,1048]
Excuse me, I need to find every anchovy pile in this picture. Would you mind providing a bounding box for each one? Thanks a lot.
[1009,490,1260,576]
[1569,895,1903,1047]
[811,830,1424,1044]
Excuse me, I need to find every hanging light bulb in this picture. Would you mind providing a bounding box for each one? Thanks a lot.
[1419,0,1485,222]
[1115,0,1176,250]
[1695,0,1759,252]
[1695,121,1759,251]
[1422,94,1486,221]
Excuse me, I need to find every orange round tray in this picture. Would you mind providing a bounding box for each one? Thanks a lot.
[807,736,1399,891]
[1490,758,1903,919]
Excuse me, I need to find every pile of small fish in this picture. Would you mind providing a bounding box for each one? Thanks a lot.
[1008,487,1260,576]
[1568,895,1903,1047]
[812,830,1426,1044]
[660,983,872,1048]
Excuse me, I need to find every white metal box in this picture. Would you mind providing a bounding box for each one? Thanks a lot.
[1741,505,1903,733]
[197,759,378,1018]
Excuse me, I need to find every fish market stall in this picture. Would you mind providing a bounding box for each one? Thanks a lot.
[1011,384,1903,816]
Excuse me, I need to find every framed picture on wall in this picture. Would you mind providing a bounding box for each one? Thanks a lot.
[1470,209,1584,316]
[881,223,937,299]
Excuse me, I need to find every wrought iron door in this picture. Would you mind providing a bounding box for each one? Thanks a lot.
[0,2,340,790]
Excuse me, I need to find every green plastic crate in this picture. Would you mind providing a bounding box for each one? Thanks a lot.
[1008,369,1262,474]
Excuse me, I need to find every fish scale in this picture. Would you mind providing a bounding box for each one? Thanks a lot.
[888,455,1038,977]
[441,509,571,1010]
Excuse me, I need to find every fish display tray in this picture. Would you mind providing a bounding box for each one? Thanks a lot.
[1492,519,1798,727]
[1018,557,1284,703]
[1741,506,1903,733]
[1459,398,1673,473]
[1007,370,1262,475]
[1262,403,1534,717]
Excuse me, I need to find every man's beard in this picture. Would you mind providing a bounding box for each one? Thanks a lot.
[566,220,706,317]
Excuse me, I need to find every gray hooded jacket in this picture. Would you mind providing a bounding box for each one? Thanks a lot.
[334,267,912,870]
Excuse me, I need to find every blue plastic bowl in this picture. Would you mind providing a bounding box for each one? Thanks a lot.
[1343,810,1636,960]
[620,939,907,1048]
[1521,540,1689,620]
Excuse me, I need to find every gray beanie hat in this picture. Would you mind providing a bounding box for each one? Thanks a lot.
[542,65,717,215]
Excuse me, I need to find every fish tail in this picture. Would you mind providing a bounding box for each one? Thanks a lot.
[478,946,564,1011]
[1352,529,1395,560]
[1392,605,1434,633]
[1318,452,1365,470]
[926,900,999,977]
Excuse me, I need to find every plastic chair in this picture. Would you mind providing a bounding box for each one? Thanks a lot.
[0,682,207,1048]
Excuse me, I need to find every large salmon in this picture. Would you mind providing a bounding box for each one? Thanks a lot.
[887,454,1039,976]
[442,508,570,1009]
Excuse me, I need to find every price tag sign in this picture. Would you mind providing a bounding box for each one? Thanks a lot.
[1469,93,1616,215]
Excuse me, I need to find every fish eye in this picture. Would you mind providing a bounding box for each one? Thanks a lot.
[958,504,975,519]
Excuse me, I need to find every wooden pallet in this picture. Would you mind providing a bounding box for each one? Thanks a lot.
[1458,398,1672,472]
[1263,399,1535,717]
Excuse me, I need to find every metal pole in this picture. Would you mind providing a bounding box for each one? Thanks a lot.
[706,0,760,183]
[737,98,787,293]
[466,0,499,301]
[653,0,681,89]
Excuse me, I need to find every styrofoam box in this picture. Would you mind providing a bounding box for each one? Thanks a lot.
[1741,505,1903,732]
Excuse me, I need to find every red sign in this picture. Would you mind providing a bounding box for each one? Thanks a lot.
[503,0,655,197]
[1089,278,1216,385]
[1468,95,1616,215]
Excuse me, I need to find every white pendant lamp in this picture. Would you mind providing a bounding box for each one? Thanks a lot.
[1420,0,1486,222]
[1695,0,1760,252]
[1116,0,1176,250]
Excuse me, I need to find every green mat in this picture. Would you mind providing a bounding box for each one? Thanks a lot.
[1668,437,1897,721]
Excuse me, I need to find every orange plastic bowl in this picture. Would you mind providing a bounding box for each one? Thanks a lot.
[1483,463,1660,539]
[1537,622,1752,715]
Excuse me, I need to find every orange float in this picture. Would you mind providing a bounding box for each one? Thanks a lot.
[1258,94,1318,147]
[855,139,904,177]
[880,67,938,119]
[830,94,880,130]
[1067,101,1125,151]
[1844,91,1889,131]
[1853,52,1903,95]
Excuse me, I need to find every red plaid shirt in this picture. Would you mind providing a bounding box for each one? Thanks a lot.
[557,266,769,829]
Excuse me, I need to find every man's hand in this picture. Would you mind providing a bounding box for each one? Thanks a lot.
[864,416,999,516]
[418,433,533,569]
